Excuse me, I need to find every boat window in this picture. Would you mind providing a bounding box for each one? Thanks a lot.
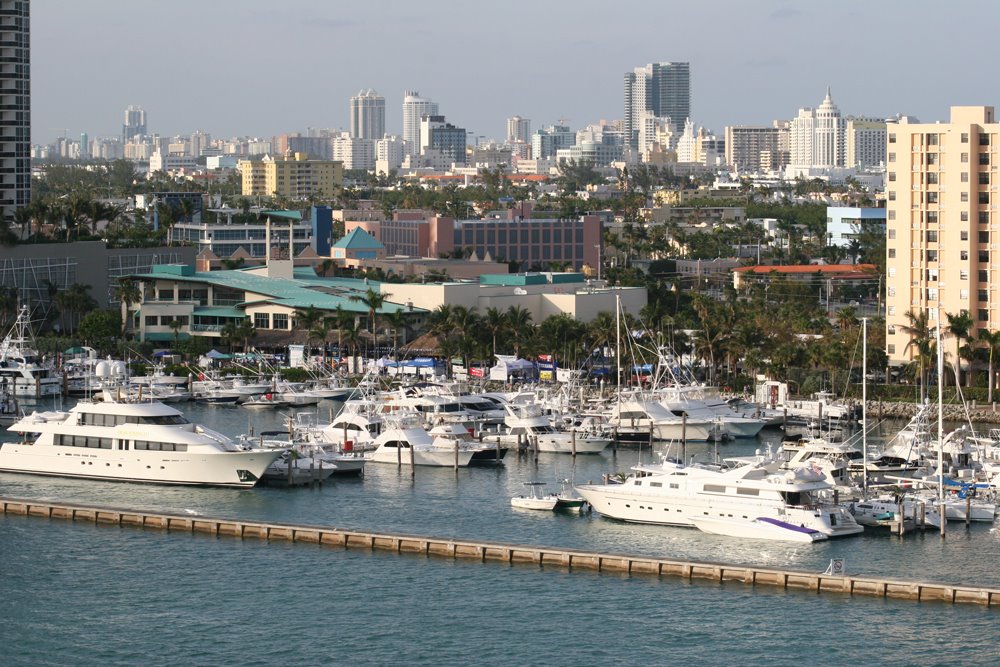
[55,435,113,449]
[669,483,679,489]
[782,491,803,506]
[703,484,727,494]
[133,440,188,452]
[736,487,760,496]
[649,482,662,487]
[635,480,642,486]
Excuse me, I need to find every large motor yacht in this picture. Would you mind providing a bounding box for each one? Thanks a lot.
[574,452,863,539]
[1,391,282,487]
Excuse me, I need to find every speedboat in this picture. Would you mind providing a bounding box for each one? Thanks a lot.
[511,482,559,511]
[1,391,281,486]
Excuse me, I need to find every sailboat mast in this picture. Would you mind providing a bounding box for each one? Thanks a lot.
[936,306,945,537]
[861,317,868,497]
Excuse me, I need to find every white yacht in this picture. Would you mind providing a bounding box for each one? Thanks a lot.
[1,392,282,487]
[574,454,863,539]
[496,401,610,454]
[0,306,62,399]
[605,397,715,443]
[367,413,475,467]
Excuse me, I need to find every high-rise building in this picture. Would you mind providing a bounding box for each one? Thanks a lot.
[531,124,575,160]
[846,117,888,168]
[885,106,998,365]
[350,89,385,140]
[402,90,438,156]
[789,89,846,169]
[506,116,531,144]
[419,115,466,165]
[0,0,29,224]
[623,62,690,151]
[724,123,790,173]
[238,152,344,199]
[123,105,147,144]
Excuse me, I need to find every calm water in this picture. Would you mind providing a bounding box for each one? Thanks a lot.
[2,400,1000,666]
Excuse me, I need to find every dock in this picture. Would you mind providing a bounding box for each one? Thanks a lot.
[2,496,997,607]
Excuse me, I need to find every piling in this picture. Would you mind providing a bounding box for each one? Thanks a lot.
[966,496,971,527]
[572,429,577,457]
[495,437,502,465]
[2,497,997,609]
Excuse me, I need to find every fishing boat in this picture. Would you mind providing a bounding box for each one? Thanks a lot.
[0,306,62,399]
[511,482,559,511]
[241,394,290,409]
[554,479,587,511]
[1,390,282,486]
[367,413,475,467]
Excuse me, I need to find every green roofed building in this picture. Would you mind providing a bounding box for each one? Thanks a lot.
[125,263,423,346]
[332,227,385,264]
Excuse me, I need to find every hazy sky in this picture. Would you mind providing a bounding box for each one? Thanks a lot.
[31,0,1000,144]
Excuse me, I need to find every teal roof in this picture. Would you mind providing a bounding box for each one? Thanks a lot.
[144,332,191,342]
[193,306,245,318]
[333,227,384,250]
[260,210,303,221]
[130,266,424,314]
[480,273,547,286]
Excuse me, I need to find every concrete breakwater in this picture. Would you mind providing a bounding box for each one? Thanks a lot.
[2,496,998,608]
[864,400,1000,425]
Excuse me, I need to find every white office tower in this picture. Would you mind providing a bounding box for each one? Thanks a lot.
[402,90,438,156]
[123,105,147,143]
[676,119,697,162]
[350,89,386,140]
[376,135,406,173]
[790,89,846,169]
[506,116,531,144]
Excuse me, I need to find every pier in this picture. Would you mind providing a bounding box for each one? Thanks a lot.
[3,496,998,607]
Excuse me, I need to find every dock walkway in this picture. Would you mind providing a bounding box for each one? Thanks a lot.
[2,496,997,607]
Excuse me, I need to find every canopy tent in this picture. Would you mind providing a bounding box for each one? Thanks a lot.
[489,355,535,381]
[205,349,232,360]
[152,350,173,358]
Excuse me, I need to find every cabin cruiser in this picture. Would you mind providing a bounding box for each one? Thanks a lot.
[0,306,62,399]
[605,398,715,443]
[655,385,767,440]
[1,391,282,486]
[490,401,610,454]
[428,422,507,465]
[367,413,475,467]
[780,435,862,500]
[574,452,863,539]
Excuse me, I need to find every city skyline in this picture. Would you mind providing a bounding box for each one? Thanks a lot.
[32,0,1000,144]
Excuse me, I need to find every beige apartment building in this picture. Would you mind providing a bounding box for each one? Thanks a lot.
[238,152,343,199]
[885,106,999,364]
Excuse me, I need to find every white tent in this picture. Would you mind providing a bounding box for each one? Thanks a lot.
[489,355,535,381]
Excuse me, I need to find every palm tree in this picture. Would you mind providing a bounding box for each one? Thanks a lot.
[900,309,933,399]
[116,278,142,336]
[506,305,533,357]
[349,287,389,335]
[978,329,1000,404]
[483,307,507,357]
[945,310,973,387]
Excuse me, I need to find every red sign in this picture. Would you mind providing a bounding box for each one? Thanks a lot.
[470,367,484,377]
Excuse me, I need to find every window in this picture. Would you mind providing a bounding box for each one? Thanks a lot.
[979,289,989,302]
[927,133,939,146]
[888,306,896,316]
[926,172,938,184]
[981,231,990,243]
[980,270,989,282]
[926,250,938,262]
[962,132,970,143]
[888,172,896,182]
[158,289,174,301]
[888,210,896,221]
[888,152,895,163]
[981,133,991,146]
[981,173,991,185]
[961,250,969,260]
[926,153,938,165]
[254,312,269,329]
[889,133,896,144]
[888,248,896,259]
[927,288,938,300]
[888,287,896,297]
[962,152,969,163]
[888,344,896,355]
[981,212,990,224]
[961,289,970,299]
[145,315,158,326]
[962,192,970,202]
[888,191,896,201]
[981,153,991,166]
[960,270,969,280]
[927,192,938,204]
[962,212,969,222]
[927,212,938,224]
[888,229,896,239]
[273,313,288,330]
[980,309,989,322]
[926,268,938,282]
[980,192,990,205]
[962,172,969,183]
[888,325,897,335]
[926,230,938,242]
[979,250,990,263]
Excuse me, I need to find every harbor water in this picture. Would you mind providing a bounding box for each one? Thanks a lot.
[2,400,1000,665]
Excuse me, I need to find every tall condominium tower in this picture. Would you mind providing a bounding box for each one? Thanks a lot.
[349,89,385,140]
[402,90,438,156]
[623,61,690,151]
[123,105,147,143]
[789,89,846,169]
[885,106,1000,366]
[0,0,29,224]
[506,116,531,144]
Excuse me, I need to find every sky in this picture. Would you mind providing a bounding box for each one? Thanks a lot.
[31,0,1000,145]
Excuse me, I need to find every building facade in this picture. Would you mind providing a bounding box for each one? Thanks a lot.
[826,206,886,250]
[349,89,385,140]
[0,0,29,225]
[725,124,789,173]
[846,117,888,168]
[122,104,146,143]
[402,90,438,156]
[238,153,344,198]
[886,106,1000,364]
[623,61,690,151]
[506,116,531,144]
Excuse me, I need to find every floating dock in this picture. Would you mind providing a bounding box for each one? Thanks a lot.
[2,496,997,607]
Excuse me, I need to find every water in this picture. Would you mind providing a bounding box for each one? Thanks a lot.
[2,401,1000,665]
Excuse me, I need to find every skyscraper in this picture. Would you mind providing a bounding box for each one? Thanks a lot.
[623,62,690,151]
[123,105,147,143]
[506,116,531,144]
[0,0,29,224]
[349,89,385,140]
[402,91,438,156]
[789,89,846,169]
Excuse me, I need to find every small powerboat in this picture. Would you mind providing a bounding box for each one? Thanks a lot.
[511,482,558,511]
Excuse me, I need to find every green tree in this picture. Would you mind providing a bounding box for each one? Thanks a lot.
[945,310,974,387]
[978,329,1000,404]
[348,287,390,335]
[78,309,122,355]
